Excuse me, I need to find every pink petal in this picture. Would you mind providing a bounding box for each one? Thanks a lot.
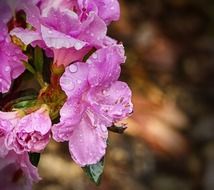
[68,113,108,166]
[53,46,91,67]
[6,107,51,153]
[88,81,133,123]
[52,98,86,142]
[87,44,125,87]
[60,62,89,98]
[10,28,41,45]
[41,25,86,50]
[95,0,120,24]
[0,36,26,93]
[0,151,40,189]
[79,12,107,47]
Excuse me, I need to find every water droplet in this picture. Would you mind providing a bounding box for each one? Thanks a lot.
[90,33,94,37]
[77,79,82,84]
[87,59,92,64]
[74,42,83,50]
[110,6,115,10]
[5,37,10,43]
[48,30,53,34]
[92,53,97,59]
[5,66,10,72]
[61,78,75,90]
[12,57,17,61]
[100,125,107,133]
[69,64,78,73]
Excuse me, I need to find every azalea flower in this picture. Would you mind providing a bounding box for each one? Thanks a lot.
[0,111,20,157]
[52,44,133,166]
[5,106,52,154]
[0,0,42,93]
[11,3,107,67]
[38,0,120,25]
[0,22,26,93]
[0,151,40,190]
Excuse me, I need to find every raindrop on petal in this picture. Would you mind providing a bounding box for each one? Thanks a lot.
[69,64,78,73]
[92,53,97,59]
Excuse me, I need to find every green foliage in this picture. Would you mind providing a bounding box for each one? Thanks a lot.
[82,158,105,185]
[108,124,127,134]
[29,153,40,167]
[34,46,44,73]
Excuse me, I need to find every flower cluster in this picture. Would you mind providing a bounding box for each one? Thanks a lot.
[0,0,133,188]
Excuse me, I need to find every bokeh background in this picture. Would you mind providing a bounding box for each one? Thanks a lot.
[35,0,214,189]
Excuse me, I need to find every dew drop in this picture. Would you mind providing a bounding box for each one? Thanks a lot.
[100,125,107,133]
[12,57,17,61]
[87,59,92,64]
[90,33,94,37]
[48,30,53,34]
[92,53,97,59]
[5,37,10,43]
[69,64,78,73]
[77,79,82,84]
[5,66,10,72]
[61,79,75,90]
[110,6,115,10]
[74,42,83,50]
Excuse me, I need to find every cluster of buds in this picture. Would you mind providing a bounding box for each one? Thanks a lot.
[0,0,133,188]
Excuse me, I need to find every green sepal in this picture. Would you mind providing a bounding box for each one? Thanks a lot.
[3,93,37,111]
[34,46,44,73]
[108,124,127,134]
[11,95,37,109]
[29,152,40,167]
[23,61,36,74]
[82,158,105,185]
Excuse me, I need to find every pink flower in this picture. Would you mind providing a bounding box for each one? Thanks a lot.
[38,0,120,25]
[0,0,42,93]
[0,151,40,190]
[0,22,26,93]
[52,44,133,166]
[0,111,20,157]
[6,106,52,154]
[76,0,120,24]
[11,3,107,67]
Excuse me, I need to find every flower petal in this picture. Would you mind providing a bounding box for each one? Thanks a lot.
[10,27,41,45]
[0,36,26,93]
[94,0,120,24]
[87,44,125,87]
[88,81,133,123]
[68,114,108,166]
[41,25,86,50]
[79,12,107,47]
[0,151,40,189]
[6,107,51,153]
[60,62,89,98]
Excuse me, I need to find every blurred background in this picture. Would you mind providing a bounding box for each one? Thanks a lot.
[35,0,214,189]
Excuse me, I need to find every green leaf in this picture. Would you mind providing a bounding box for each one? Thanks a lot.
[23,61,36,74]
[34,46,44,72]
[82,158,105,185]
[13,99,37,109]
[3,94,37,110]
[29,153,40,167]
[108,124,127,134]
